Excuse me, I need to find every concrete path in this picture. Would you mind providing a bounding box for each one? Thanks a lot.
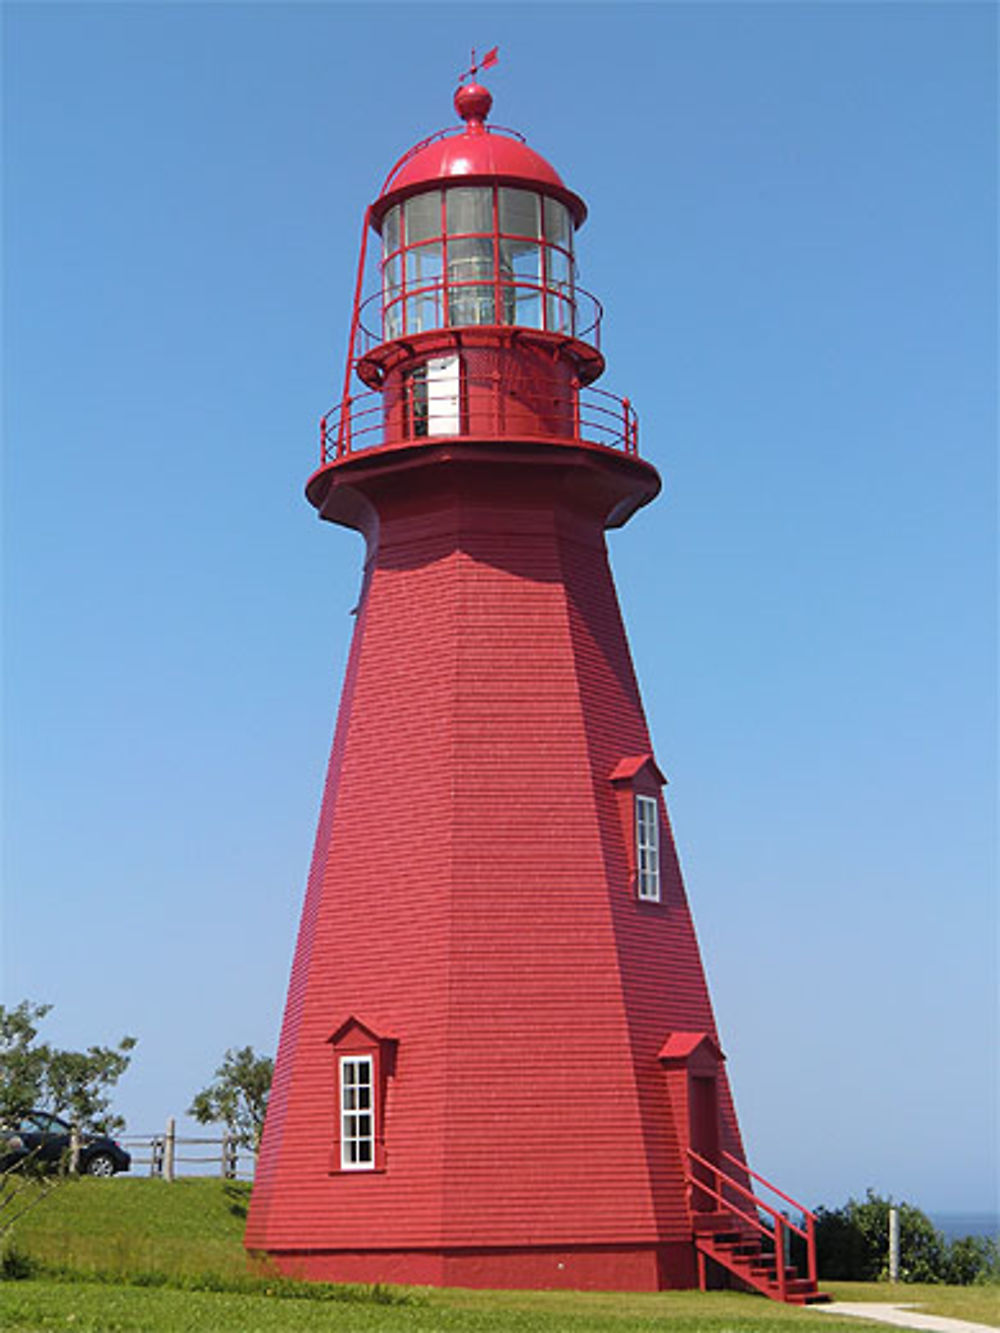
[814,1301,999,1333]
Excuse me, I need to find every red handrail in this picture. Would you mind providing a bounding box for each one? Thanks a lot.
[687,1148,817,1292]
[318,380,640,465]
[720,1149,817,1286]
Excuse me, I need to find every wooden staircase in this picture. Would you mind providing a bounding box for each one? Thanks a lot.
[687,1149,829,1305]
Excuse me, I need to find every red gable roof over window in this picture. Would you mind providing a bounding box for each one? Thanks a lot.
[609,753,667,787]
[657,1032,725,1065]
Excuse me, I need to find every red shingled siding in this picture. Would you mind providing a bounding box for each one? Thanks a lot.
[246,449,746,1287]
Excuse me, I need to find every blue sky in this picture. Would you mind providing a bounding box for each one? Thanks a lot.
[3,3,996,1214]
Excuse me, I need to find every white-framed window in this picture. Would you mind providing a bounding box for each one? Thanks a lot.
[636,794,661,902]
[339,1055,375,1170]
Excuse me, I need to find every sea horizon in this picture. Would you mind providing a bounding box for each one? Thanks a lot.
[929,1212,999,1243]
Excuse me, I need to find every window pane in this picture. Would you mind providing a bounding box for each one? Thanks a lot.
[546,247,572,289]
[499,236,540,282]
[385,300,403,340]
[449,285,494,326]
[383,254,402,300]
[543,196,572,249]
[406,293,442,334]
[405,192,442,243]
[383,205,400,256]
[499,187,539,239]
[448,236,494,281]
[546,291,574,335]
[446,186,493,236]
[511,287,542,329]
[406,241,443,287]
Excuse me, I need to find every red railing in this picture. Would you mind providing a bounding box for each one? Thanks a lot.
[351,285,604,358]
[319,379,639,464]
[686,1148,818,1298]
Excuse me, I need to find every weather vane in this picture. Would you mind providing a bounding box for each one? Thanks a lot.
[458,45,498,84]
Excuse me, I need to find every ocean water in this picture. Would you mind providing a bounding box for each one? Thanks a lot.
[929,1213,1000,1243]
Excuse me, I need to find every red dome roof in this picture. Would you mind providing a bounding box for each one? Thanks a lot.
[371,83,586,228]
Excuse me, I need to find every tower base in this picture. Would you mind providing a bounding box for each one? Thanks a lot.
[254,1242,700,1292]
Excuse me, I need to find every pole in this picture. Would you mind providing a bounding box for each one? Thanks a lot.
[164,1116,176,1183]
[69,1124,81,1175]
[888,1206,900,1283]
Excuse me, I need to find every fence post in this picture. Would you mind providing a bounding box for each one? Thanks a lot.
[888,1206,900,1282]
[164,1116,176,1183]
[221,1132,238,1180]
[150,1136,163,1178]
[69,1123,81,1175]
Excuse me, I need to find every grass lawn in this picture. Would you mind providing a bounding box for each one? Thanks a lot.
[1,1178,996,1331]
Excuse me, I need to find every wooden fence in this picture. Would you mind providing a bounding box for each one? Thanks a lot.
[117,1118,257,1181]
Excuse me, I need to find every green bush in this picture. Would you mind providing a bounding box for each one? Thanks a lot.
[814,1189,997,1285]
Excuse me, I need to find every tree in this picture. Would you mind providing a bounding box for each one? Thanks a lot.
[812,1189,997,1285]
[0,1001,136,1133]
[945,1235,1000,1287]
[188,1047,273,1152]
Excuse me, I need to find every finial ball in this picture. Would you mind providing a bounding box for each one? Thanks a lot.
[454,81,492,124]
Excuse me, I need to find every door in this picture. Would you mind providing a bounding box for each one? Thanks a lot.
[689,1075,720,1211]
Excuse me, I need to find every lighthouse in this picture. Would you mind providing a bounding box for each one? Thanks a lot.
[246,66,823,1301]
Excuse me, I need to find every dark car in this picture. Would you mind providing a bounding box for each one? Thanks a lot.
[0,1110,131,1176]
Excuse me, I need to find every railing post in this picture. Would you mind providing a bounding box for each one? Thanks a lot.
[340,395,352,458]
[320,415,328,465]
[622,397,630,453]
[164,1116,176,1183]
[775,1215,787,1301]
[571,378,581,440]
[807,1210,817,1286]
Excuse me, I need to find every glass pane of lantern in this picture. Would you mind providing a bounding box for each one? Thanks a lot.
[448,236,493,282]
[384,299,403,341]
[545,247,572,291]
[405,241,443,288]
[448,284,494,327]
[405,191,442,244]
[499,236,540,282]
[546,289,574,335]
[406,293,441,334]
[513,287,542,329]
[383,254,402,299]
[383,205,400,257]
[446,186,492,237]
[499,187,540,239]
[543,196,572,250]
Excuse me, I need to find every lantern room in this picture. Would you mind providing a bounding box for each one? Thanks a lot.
[317,77,637,469]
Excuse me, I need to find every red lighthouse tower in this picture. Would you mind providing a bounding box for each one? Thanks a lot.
[246,70,823,1301]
